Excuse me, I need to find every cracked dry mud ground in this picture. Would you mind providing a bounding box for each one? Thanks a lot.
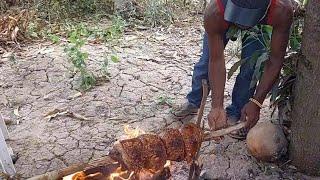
[0,16,315,179]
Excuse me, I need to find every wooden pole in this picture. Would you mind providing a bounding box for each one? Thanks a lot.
[203,122,246,141]
[196,79,208,127]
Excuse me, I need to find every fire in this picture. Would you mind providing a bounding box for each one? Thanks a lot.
[164,160,171,168]
[123,124,145,139]
[108,167,134,180]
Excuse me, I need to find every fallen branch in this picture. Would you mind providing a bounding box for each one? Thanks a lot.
[44,109,90,121]
[28,157,119,180]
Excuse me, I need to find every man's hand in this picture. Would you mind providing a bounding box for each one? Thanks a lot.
[240,102,261,129]
[208,107,227,130]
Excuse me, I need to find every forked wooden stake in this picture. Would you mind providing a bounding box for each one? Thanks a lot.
[189,79,208,180]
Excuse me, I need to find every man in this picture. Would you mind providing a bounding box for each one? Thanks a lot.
[172,0,293,139]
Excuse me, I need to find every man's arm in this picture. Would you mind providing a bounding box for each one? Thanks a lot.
[242,1,294,128]
[253,3,294,104]
[204,1,228,130]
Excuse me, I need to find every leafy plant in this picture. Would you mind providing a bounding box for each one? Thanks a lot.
[64,30,96,91]
[157,95,174,106]
[226,8,305,125]
[61,15,125,43]
[227,25,272,85]
[104,15,126,41]
[144,0,174,27]
[47,33,60,44]
[34,0,114,23]
[101,54,120,79]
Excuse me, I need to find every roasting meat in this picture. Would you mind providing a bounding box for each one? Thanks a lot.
[115,137,145,171]
[160,128,185,162]
[179,123,203,163]
[72,123,204,180]
[138,134,167,172]
[110,123,203,172]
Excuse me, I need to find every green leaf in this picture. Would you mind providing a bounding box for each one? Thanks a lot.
[48,34,60,44]
[226,26,240,41]
[227,59,244,79]
[250,52,269,88]
[270,79,280,104]
[247,51,260,67]
[262,25,273,39]
[290,36,301,51]
[83,52,89,60]
[110,55,119,63]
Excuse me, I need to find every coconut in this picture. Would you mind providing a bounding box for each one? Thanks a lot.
[246,121,288,162]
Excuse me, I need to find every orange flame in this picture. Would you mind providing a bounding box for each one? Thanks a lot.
[164,160,171,168]
[123,124,145,139]
[108,167,134,180]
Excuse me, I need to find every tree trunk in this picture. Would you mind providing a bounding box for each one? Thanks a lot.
[289,0,320,176]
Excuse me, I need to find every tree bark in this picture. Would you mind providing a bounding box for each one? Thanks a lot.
[289,0,320,176]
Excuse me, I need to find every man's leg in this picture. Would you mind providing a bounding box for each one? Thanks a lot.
[173,32,228,118]
[226,32,266,123]
[171,33,210,118]
[186,33,210,108]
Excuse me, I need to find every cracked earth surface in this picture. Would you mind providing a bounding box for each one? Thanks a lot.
[0,16,315,179]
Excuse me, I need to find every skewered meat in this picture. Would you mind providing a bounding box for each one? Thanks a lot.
[160,128,185,162]
[110,123,203,172]
[138,134,167,172]
[114,138,145,171]
[179,123,203,163]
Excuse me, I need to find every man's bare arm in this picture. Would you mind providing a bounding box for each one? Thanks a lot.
[253,1,294,104]
[204,1,227,108]
[204,1,229,130]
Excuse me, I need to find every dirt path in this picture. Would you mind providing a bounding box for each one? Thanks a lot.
[0,15,312,179]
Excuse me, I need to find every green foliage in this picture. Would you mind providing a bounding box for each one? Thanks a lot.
[47,34,60,44]
[105,16,126,41]
[144,0,174,27]
[27,21,41,38]
[34,0,114,23]
[227,25,271,84]
[157,95,174,106]
[62,15,125,42]
[64,30,96,91]
[101,53,120,79]
[289,19,303,51]
[226,13,304,123]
